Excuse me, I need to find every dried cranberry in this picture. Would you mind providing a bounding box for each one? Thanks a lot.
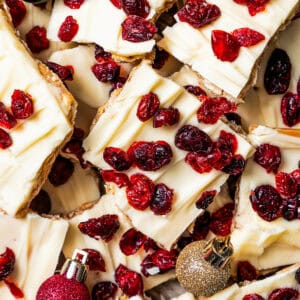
[184,85,207,97]
[143,238,159,252]
[110,0,122,9]
[232,28,265,47]
[192,210,211,240]
[280,92,300,127]
[153,107,180,128]
[217,130,238,154]
[103,147,132,171]
[0,129,12,149]
[25,26,50,53]
[177,0,221,29]
[264,48,291,95]
[94,45,112,62]
[212,148,233,171]
[250,185,283,222]
[275,172,297,199]
[234,0,270,16]
[127,141,173,171]
[0,103,16,129]
[196,190,217,209]
[121,0,150,18]
[224,112,242,126]
[6,0,26,27]
[78,214,120,242]
[46,62,74,81]
[150,183,174,215]
[0,248,15,281]
[30,190,51,215]
[100,170,130,188]
[92,282,118,300]
[121,15,157,42]
[242,295,265,300]
[126,173,155,210]
[268,288,299,300]
[111,76,127,91]
[211,30,240,62]
[153,47,169,69]
[48,156,74,187]
[141,249,177,277]
[136,92,160,122]
[237,261,257,282]
[282,197,298,221]
[295,267,300,284]
[209,203,234,236]
[175,125,213,154]
[115,264,143,297]
[254,144,281,174]
[291,169,300,185]
[227,174,240,201]
[185,152,213,174]
[197,97,236,124]
[58,16,79,42]
[92,62,120,83]
[82,249,105,272]
[222,154,245,175]
[11,90,34,119]
[64,0,85,9]
[119,228,147,256]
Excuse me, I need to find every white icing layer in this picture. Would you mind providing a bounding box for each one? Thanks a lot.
[0,10,73,215]
[158,0,299,98]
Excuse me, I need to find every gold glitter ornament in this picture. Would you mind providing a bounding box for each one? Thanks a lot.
[176,237,233,297]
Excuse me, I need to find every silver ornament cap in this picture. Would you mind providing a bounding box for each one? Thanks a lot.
[60,249,89,283]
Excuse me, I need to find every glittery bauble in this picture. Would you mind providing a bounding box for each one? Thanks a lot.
[36,274,90,300]
[176,241,231,297]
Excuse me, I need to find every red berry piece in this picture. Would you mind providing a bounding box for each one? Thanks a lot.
[58,16,79,42]
[152,47,169,70]
[94,45,112,62]
[185,151,214,174]
[92,282,118,300]
[150,183,174,215]
[282,197,298,221]
[222,154,246,175]
[48,156,74,187]
[232,28,265,47]
[192,210,211,240]
[291,169,300,185]
[136,92,160,122]
[121,0,150,18]
[127,141,173,171]
[64,0,85,9]
[237,261,257,282]
[0,129,12,149]
[217,130,238,154]
[197,97,236,124]
[250,185,283,222]
[234,0,270,16]
[141,249,177,277]
[92,61,120,83]
[0,103,16,129]
[119,228,147,256]
[196,190,217,209]
[153,107,180,128]
[121,15,157,42]
[209,203,234,236]
[30,190,51,215]
[242,295,265,300]
[78,214,120,242]
[25,26,50,53]
[0,248,15,281]
[177,0,221,29]
[211,30,240,62]
[143,238,159,252]
[110,0,122,9]
[111,76,127,91]
[224,112,242,126]
[46,62,74,81]
[184,85,207,97]
[126,173,155,210]
[268,288,299,300]
[11,90,34,119]
[82,249,106,272]
[100,170,130,188]
[103,147,132,171]
[254,144,281,174]
[275,172,297,199]
[6,0,27,27]
[264,48,291,95]
[281,92,300,127]
[115,264,143,297]
[175,125,213,154]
